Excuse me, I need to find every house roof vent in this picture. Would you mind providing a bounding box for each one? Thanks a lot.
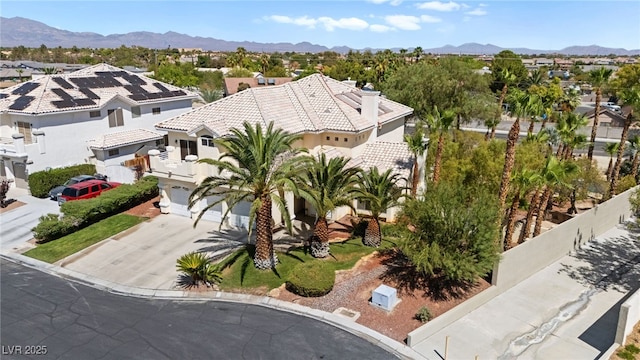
[257,78,265,85]
[267,78,276,85]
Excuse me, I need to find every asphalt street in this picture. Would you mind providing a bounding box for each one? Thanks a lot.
[0,259,396,360]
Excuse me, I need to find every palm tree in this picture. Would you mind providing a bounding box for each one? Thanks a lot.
[503,168,540,250]
[533,156,579,236]
[587,67,614,160]
[16,68,24,82]
[427,106,456,184]
[355,168,407,247]
[628,136,640,180]
[609,87,640,198]
[404,127,427,195]
[259,54,270,74]
[527,69,545,87]
[188,121,310,270]
[302,154,361,258]
[413,46,423,63]
[485,117,501,140]
[560,88,581,113]
[556,112,589,159]
[604,142,620,180]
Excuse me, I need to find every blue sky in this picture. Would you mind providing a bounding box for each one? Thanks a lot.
[2,1,640,50]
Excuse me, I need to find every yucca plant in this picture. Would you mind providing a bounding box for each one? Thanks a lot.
[176,252,222,286]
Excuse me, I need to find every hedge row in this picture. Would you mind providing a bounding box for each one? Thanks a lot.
[285,260,335,297]
[28,164,96,198]
[32,176,159,243]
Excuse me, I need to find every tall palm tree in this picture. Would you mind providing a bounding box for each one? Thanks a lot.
[560,88,581,113]
[427,106,456,184]
[608,87,640,198]
[404,128,427,195]
[503,168,540,250]
[556,112,589,159]
[604,142,620,180]
[413,46,423,63]
[587,67,614,160]
[628,136,640,180]
[355,168,407,247]
[302,154,361,258]
[485,117,501,140]
[188,121,310,270]
[533,156,579,236]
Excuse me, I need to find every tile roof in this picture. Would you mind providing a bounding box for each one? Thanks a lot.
[156,74,413,136]
[349,141,413,183]
[0,63,197,115]
[224,77,293,95]
[87,128,165,150]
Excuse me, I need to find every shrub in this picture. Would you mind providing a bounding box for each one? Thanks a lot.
[285,260,335,297]
[28,164,96,198]
[630,188,640,216]
[415,306,433,323]
[177,252,222,286]
[617,344,640,360]
[32,176,159,242]
[381,223,411,238]
[616,175,637,194]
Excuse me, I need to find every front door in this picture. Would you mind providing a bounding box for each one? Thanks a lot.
[12,162,27,188]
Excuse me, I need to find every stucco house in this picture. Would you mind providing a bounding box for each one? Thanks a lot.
[0,64,197,188]
[149,73,422,229]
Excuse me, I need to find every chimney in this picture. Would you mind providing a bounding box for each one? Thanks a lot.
[360,90,380,125]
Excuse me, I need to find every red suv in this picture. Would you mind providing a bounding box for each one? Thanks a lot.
[58,180,121,205]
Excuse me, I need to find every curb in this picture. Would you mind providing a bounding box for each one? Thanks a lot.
[1,252,428,360]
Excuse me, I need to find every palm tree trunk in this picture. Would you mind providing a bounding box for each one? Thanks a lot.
[310,216,330,258]
[556,144,564,158]
[504,192,520,251]
[497,119,520,211]
[541,118,548,129]
[498,83,508,117]
[607,157,613,180]
[533,187,552,237]
[632,152,640,180]
[411,156,419,196]
[528,120,535,135]
[490,125,497,140]
[363,217,381,247]
[432,133,445,184]
[519,189,540,243]
[588,89,602,160]
[608,112,634,198]
[254,195,278,269]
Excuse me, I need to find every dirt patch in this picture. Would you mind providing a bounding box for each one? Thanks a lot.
[613,321,640,359]
[124,196,161,219]
[272,250,490,343]
[0,200,26,214]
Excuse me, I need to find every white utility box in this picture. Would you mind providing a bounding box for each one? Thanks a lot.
[371,284,398,311]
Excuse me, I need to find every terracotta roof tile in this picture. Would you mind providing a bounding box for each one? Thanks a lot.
[87,128,164,150]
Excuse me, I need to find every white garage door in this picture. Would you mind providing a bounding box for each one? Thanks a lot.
[200,195,223,223]
[170,187,191,218]
[229,201,251,230]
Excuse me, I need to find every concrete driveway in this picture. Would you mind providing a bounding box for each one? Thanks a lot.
[0,187,60,253]
[59,214,249,289]
[412,226,640,360]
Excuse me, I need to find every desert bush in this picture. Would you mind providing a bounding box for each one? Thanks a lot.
[616,175,637,194]
[617,344,640,360]
[28,164,96,198]
[415,306,433,323]
[32,214,80,244]
[630,188,640,216]
[381,223,411,238]
[176,252,222,286]
[286,261,335,297]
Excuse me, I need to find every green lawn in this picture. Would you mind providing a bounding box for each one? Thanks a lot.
[218,237,396,291]
[24,214,146,264]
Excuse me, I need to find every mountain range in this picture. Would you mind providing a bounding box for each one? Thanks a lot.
[2,16,639,56]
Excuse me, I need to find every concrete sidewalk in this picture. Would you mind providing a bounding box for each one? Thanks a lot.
[412,226,640,360]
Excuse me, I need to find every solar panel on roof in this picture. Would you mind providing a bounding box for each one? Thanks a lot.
[122,74,146,85]
[171,90,187,96]
[153,83,170,92]
[51,100,76,109]
[0,94,8,99]
[129,94,148,101]
[52,77,74,89]
[11,82,40,95]
[124,85,147,94]
[52,88,74,100]
[9,96,35,110]
[73,98,96,106]
[79,88,100,100]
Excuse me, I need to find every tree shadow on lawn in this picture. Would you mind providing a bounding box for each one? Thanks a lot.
[377,249,478,302]
[218,245,309,285]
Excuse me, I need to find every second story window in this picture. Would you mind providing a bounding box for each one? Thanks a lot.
[108,108,124,128]
[16,121,33,144]
[131,106,141,118]
[201,135,215,147]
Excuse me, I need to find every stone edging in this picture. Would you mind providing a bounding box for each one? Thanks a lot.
[1,252,427,360]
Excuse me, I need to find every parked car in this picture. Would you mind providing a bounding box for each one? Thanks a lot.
[57,179,121,205]
[48,175,96,200]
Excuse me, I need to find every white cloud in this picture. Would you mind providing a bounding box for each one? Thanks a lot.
[384,15,422,30]
[370,24,395,33]
[465,8,488,16]
[416,1,461,12]
[367,0,403,5]
[420,14,442,23]
[318,17,369,31]
[266,15,317,28]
